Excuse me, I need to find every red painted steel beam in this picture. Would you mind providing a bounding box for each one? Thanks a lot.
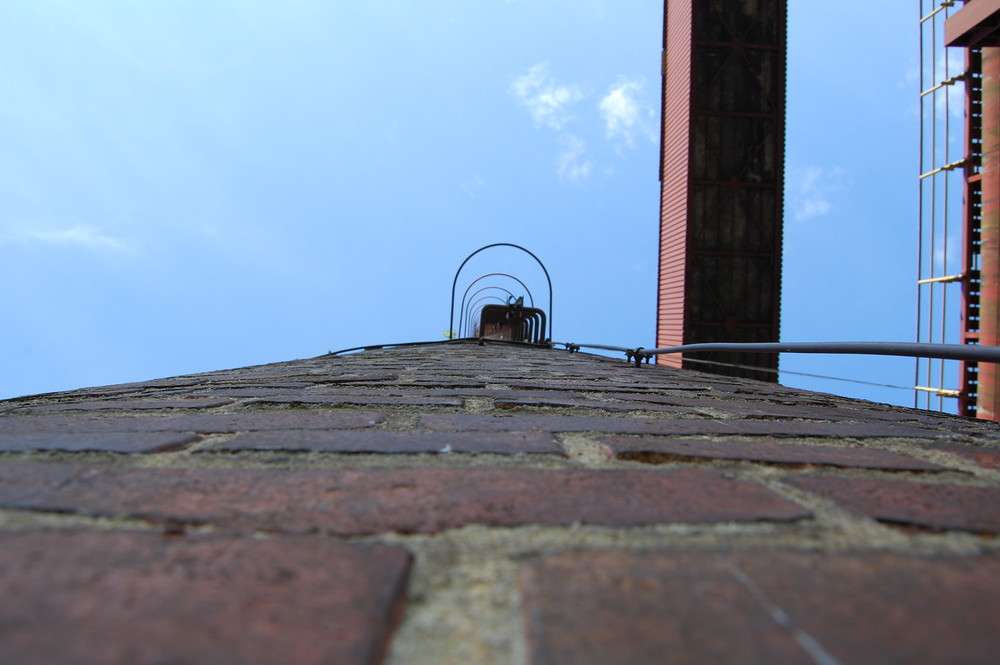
[946,0,1000,48]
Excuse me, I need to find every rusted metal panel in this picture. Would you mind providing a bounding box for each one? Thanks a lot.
[656,0,786,381]
[977,47,1000,419]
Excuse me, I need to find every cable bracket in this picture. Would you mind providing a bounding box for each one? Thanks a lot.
[625,347,653,367]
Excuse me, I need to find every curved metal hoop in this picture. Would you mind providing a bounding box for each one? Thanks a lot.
[459,285,517,337]
[466,296,505,336]
[449,243,553,340]
[458,274,536,337]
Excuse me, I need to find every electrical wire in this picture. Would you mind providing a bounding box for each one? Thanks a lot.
[678,356,915,392]
[643,341,1000,363]
[331,338,1000,364]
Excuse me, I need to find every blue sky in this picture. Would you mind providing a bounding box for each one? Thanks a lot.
[1,1,941,411]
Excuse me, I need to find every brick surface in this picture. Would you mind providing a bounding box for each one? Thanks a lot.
[493,396,703,414]
[419,413,940,438]
[205,429,562,454]
[930,441,1000,470]
[0,530,411,665]
[16,397,234,412]
[249,394,464,407]
[0,464,808,533]
[520,549,1000,665]
[785,475,1000,533]
[0,431,200,453]
[602,392,971,425]
[0,410,386,434]
[602,436,946,471]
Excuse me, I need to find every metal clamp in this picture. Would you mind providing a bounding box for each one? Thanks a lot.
[625,347,653,367]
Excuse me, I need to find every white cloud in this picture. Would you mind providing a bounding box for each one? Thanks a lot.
[2,225,137,254]
[789,166,845,222]
[510,63,584,131]
[599,78,656,147]
[931,49,967,121]
[555,135,593,185]
[461,174,486,198]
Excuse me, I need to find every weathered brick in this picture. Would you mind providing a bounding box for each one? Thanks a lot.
[17,397,234,412]
[602,436,946,471]
[205,430,562,454]
[0,530,411,665]
[249,394,463,407]
[929,441,1000,470]
[0,411,387,434]
[0,431,199,454]
[493,396,702,414]
[0,464,808,534]
[601,392,971,426]
[419,414,940,438]
[520,549,1000,665]
[785,475,1000,533]
[604,392,861,419]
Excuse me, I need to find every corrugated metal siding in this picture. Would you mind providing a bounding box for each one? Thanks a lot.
[656,0,693,368]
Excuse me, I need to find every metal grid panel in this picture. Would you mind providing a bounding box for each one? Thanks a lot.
[916,0,982,414]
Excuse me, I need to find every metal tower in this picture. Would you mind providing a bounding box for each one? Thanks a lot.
[656,0,786,382]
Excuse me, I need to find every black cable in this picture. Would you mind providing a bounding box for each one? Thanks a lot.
[645,341,1000,363]
[680,356,915,391]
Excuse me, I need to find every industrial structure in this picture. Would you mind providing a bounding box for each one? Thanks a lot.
[656,0,786,382]
[917,0,1000,419]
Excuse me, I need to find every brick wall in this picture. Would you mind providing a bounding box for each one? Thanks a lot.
[2,340,1000,664]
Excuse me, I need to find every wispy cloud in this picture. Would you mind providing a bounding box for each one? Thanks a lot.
[789,166,845,222]
[461,174,486,198]
[556,134,593,185]
[509,63,584,131]
[599,77,656,147]
[2,225,137,254]
[510,65,655,184]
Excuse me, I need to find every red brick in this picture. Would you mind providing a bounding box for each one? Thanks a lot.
[0,464,808,534]
[18,397,234,412]
[930,441,1000,470]
[785,475,1000,533]
[205,430,562,454]
[493,396,703,414]
[433,389,590,399]
[602,436,946,471]
[604,392,861,419]
[0,531,411,665]
[0,431,199,454]
[602,392,969,426]
[520,549,1000,665]
[0,410,387,434]
[419,413,940,438]
[249,394,463,407]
